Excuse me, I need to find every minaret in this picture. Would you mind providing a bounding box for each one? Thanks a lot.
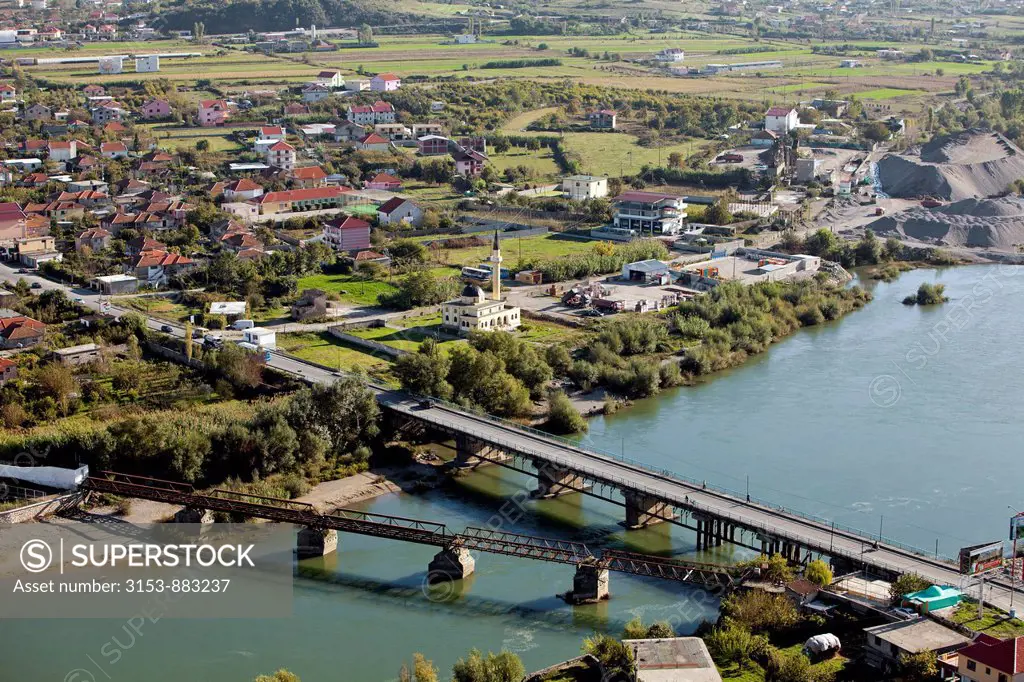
[489,231,502,301]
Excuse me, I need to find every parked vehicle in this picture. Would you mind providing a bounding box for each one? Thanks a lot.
[160,325,173,333]
[230,319,255,331]
[191,327,209,339]
[30,283,41,289]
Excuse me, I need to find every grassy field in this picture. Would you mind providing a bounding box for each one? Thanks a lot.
[277,331,393,376]
[949,602,1024,638]
[295,274,398,306]
[852,87,923,100]
[488,147,561,177]
[517,318,591,346]
[119,296,196,322]
[150,127,243,152]
[501,107,560,134]
[346,322,462,353]
[430,233,597,269]
[560,132,712,177]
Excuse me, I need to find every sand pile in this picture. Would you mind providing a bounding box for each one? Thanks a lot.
[868,197,1024,249]
[876,130,1024,201]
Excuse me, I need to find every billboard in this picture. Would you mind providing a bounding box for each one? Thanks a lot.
[1010,515,1024,542]
[959,541,1004,576]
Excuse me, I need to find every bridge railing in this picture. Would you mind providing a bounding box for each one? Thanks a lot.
[407,395,957,564]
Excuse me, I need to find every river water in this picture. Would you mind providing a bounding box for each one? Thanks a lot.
[6,265,1024,682]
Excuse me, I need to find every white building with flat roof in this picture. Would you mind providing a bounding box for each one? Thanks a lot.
[562,175,608,200]
[135,55,160,72]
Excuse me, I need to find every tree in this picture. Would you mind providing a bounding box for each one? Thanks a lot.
[855,229,882,265]
[253,670,299,682]
[720,590,799,633]
[195,139,210,152]
[667,151,684,169]
[762,552,794,583]
[388,239,428,266]
[412,653,437,682]
[286,378,380,459]
[394,338,453,399]
[544,344,572,374]
[804,559,833,587]
[765,649,812,682]
[582,634,634,680]
[357,23,374,45]
[890,573,930,603]
[193,21,205,42]
[803,228,839,258]
[378,272,459,310]
[900,650,939,682]
[545,389,588,434]
[451,649,525,682]
[861,121,891,143]
[704,197,733,226]
[35,363,76,416]
[447,345,532,417]
[705,623,761,671]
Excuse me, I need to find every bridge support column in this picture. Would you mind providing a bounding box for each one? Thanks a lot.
[454,434,503,469]
[173,506,214,525]
[695,519,704,551]
[533,464,586,498]
[297,528,338,558]
[564,561,609,604]
[428,546,475,582]
[625,492,671,529]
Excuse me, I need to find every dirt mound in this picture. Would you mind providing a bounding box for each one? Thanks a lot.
[868,197,1024,249]
[876,130,1024,201]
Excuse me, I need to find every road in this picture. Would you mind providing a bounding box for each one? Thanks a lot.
[7,263,1023,612]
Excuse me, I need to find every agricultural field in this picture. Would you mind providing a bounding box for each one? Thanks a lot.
[294,273,398,307]
[487,146,561,177]
[277,331,393,377]
[148,126,244,152]
[429,233,597,270]
[852,87,922,100]
[561,132,715,177]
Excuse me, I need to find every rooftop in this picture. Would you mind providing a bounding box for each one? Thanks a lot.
[864,618,970,654]
[624,638,721,682]
[53,343,100,356]
[959,635,1024,674]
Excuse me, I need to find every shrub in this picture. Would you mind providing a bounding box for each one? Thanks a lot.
[544,389,588,434]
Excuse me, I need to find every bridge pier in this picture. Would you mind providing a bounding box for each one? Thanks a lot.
[625,491,671,529]
[563,561,610,604]
[428,546,475,582]
[173,506,214,525]
[533,463,587,498]
[454,434,503,469]
[297,528,338,558]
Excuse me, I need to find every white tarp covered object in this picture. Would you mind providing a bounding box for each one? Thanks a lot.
[803,633,841,655]
[0,464,88,490]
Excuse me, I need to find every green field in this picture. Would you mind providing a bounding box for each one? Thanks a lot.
[949,602,1024,638]
[295,274,398,306]
[488,147,561,177]
[347,322,462,352]
[150,127,243,152]
[560,132,712,177]
[433,233,597,269]
[277,331,392,375]
[852,87,922,100]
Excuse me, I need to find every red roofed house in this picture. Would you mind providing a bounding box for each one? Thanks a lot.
[0,202,27,242]
[366,172,402,191]
[255,186,349,215]
[75,227,112,252]
[0,357,17,386]
[376,197,422,227]
[357,133,390,152]
[223,179,264,201]
[764,106,798,134]
[198,99,230,127]
[141,99,171,120]
[83,84,106,97]
[323,216,371,252]
[370,73,401,92]
[131,250,195,287]
[454,148,488,177]
[0,83,16,103]
[371,100,395,123]
[288,165,327,188]
[302,83,331,103]
[957,634,1024,682]
[265,140,296,171]
[347,105,375,126]
[0,316,46,349]
[100,142,129,159]
[259,126,285,141]
[48,140,77,162]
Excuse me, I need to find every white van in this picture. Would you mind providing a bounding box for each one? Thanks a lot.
[231,319,255,330]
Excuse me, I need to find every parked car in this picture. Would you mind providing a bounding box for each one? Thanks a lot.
[30,282,41,289]
[160,325,173,333]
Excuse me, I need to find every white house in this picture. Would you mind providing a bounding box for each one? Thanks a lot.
[656,48,685,62]
[242,328,276,349]
[562,174,608,200]
[764,106,799,135]
[264,141,296,171]
[376,197,423,226]
[316,70,343,88]
[0,83,17,103]
[370,73,401,92]
[135,55,160,72]
[302,83,331,103]
[455,34,476,44]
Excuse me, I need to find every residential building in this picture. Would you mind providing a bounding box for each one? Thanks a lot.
[221,178,264,201]
[100,142,129,159]
[624,638,721,682]
[289,166,328,187]
[863,618,970,675]
[588,109,617,129]
[562,175,608,200]
[366,172,402,191]
[374,123,413,141]
[131,250,195,286]
[322,215,371,252]
[370,73,401,91]
[344,79,370,92]
[764,106,799,134]
[141,98,171,120]
[302,83,331,103]
[656,48,685,62]
[75,227,111,252]
[24,103,52,122]
[48,140,77,162]
[265,141,296,171]
[455,34,476,44]
[255,186,351,215]
[357,133,391,152]
[442,235,520,334]
[90,102,126,124]
[612,191,687,236]
[135,55,160,72]
[92,273,139,295]
[454,148,488,177]
[376,197,422,226]
[0,83,16,102]
[412,122,445,137]
[417,135,450,156]
[198,99,230,127]
[371,100,395,123]
[259,125,285,142]
[83,84,106,97]
[0,357,17,385]
[52,343,102,366]
[752,129,780,147]
[347,101,395,125]
[333,121,366,142]
[0,315,45,349]
[431,101,445,112]
[316,70,343,88]
[957,634,1024,682]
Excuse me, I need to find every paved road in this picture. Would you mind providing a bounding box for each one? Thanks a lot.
[8,262,1023,612]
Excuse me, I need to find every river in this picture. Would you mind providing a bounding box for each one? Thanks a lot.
[6,265,1023,682]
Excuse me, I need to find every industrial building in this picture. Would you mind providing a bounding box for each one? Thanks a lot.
[98,56,124,74]
[135,55,160,72]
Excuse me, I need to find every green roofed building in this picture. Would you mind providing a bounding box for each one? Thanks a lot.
[904,585,962,614]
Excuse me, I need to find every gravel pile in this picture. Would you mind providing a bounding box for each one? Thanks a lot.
[868,197,1024,249]
[876,130,1024,201]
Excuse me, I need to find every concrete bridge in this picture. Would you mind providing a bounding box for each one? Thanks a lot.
[82,473,749,603]
[265,351,1024,612]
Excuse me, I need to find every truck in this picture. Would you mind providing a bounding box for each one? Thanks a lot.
[230,319,255,330]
